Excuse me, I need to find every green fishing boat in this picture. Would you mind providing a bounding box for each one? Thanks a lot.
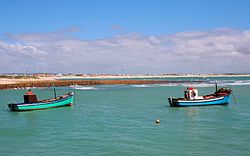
[8,91,74,111]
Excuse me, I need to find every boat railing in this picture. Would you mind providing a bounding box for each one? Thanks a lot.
[39,92,74,103]
[214,87,232,97]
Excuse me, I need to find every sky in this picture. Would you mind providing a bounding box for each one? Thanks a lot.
[0,0,250,74]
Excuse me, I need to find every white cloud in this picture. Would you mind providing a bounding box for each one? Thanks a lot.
[0,28,250,74]
[0,41,47,57]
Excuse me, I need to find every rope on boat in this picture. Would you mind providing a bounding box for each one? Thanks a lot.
[232,90,237,104]
[73,91,76,105]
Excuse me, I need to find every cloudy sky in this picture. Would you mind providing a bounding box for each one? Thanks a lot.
[0,0,250,74]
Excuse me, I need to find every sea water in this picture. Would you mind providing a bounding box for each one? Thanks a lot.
[0,77,250,155]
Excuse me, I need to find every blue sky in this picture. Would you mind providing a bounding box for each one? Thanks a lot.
[0,0,250,74]
[1,0,249,39]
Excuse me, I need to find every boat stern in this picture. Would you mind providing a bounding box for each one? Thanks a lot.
[8,103,19,111]
[168,97,173,106]
[168,97,179,107]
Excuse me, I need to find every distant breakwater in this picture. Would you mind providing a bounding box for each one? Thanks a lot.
[0,79,204,90]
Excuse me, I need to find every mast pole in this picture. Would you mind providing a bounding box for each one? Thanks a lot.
[215,80,218,92]
[53,83,57,99]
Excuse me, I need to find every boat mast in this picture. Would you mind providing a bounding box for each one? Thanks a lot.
[190,77,194,87]
[53,84,57,99]
[215,80,218,92]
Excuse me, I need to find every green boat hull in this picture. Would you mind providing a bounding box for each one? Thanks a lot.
[8,92,74,111]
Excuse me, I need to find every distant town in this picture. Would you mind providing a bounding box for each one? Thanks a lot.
[1,72,250,79]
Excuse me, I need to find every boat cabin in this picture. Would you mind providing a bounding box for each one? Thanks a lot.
[24,94,38,103]
[184,87,203,100]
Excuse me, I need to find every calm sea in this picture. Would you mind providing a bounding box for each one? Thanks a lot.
[1,77,250,155]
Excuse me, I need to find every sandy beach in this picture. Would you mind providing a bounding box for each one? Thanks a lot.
[0,77,56,85]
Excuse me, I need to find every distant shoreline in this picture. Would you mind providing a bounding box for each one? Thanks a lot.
[56,74,250,80]
[0,79,199,90]
[1,74,250,85]
[1,74,250,89]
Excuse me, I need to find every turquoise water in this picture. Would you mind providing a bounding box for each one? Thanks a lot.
[1,77,250,155]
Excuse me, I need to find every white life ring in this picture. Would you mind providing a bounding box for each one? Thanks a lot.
[191,90,196,97]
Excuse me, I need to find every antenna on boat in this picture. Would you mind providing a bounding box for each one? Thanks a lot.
[190,77,194,87]
[53,83,57,99]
